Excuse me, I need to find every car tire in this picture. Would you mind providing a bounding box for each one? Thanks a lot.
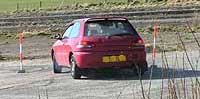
[70,55,81,79]
[52,53,62,73]
[134,62,148,76]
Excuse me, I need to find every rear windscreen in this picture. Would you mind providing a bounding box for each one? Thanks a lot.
[84,20,137,37]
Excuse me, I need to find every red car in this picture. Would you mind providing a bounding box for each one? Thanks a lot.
[51,17,147,79]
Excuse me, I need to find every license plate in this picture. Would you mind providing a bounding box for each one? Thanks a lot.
[102,55,126,63]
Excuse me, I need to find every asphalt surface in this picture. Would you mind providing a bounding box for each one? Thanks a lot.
[0,51,200,99]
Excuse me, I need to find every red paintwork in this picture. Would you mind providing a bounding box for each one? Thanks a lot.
[51,17,147,69]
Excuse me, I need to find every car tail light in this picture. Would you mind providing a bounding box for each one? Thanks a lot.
[137,39,144,44]
[76,41,95,48]
[131,39,144,46]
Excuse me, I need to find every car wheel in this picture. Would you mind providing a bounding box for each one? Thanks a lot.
[134,62,147,76]
[52,53,62,73]
[70,55,81,79]
[134,65,144,76]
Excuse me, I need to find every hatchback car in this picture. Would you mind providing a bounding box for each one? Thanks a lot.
[51,17,148,79]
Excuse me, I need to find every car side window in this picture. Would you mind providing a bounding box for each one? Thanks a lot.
[62,25,73,39]
[69,21,80,38]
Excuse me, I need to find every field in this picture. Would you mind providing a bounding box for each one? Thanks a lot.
[0,0,199,13]
[0,0,126,12]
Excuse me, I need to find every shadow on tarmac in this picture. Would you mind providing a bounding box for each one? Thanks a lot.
[78,66,200,80]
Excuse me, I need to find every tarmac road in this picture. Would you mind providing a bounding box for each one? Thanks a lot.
[0,51,200,99]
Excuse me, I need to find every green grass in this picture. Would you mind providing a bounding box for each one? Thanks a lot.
[0,0,199,13]
[0,0,127,13]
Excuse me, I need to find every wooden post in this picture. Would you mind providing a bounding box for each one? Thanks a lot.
[17,3,19,12]
[39,1,42,9]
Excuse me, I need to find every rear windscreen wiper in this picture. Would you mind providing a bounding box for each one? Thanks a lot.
[109,33,134,37]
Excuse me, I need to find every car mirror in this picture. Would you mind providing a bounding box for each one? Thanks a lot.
[54,34,62,40]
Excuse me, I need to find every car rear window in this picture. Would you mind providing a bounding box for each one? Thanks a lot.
[84,20,137,37]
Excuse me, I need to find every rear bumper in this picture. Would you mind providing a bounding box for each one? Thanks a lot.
[73,51,146,69]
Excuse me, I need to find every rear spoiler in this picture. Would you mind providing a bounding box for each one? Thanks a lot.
[87,16,128,22]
